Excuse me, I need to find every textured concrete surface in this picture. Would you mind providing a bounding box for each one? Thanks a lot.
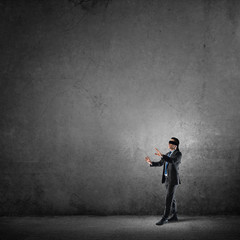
[0,0,240,215]
[0,215,240,240]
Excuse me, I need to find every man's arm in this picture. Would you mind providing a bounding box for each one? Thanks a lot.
[161,152,182,164]
[150,158,164,167]
[145,156,164,167]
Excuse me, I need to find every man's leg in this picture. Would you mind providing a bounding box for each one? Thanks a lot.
[156,178,170,225]
[163,183,177,219]
[167,196,179,222]
[171,197,177,215]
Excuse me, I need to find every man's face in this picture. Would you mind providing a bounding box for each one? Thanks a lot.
[168,138,177,150]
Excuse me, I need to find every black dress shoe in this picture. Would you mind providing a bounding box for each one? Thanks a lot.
[168,214,178,222]
[156,218,168,226]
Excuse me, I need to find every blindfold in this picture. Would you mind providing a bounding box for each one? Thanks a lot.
[169,141,177,145]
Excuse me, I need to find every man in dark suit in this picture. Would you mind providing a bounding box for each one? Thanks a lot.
[145,137,182,226]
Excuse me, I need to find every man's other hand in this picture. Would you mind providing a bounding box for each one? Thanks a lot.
[155,148,163,157]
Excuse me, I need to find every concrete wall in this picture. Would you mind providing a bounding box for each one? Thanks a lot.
[1,0,240,215]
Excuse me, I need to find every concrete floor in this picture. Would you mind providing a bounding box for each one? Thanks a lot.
[0,215,239,240]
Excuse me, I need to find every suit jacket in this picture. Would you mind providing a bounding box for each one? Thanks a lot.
[150,149,182,185]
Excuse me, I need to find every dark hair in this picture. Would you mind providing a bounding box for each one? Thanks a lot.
[171,137,180,151]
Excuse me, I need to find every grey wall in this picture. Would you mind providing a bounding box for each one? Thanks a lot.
[1,0,240,216]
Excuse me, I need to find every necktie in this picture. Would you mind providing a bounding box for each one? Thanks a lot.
[164,152,171,176]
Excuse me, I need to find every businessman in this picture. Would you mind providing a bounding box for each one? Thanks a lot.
[145,137,182,226]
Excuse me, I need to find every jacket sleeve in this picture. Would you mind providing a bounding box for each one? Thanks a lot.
[162,151,182,164]
[149,158,164,167]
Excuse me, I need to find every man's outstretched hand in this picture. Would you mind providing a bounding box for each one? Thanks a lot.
[155,148,163,157]
[145,156,152,165]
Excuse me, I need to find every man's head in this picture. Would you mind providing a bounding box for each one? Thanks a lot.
[168,137,180,151]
